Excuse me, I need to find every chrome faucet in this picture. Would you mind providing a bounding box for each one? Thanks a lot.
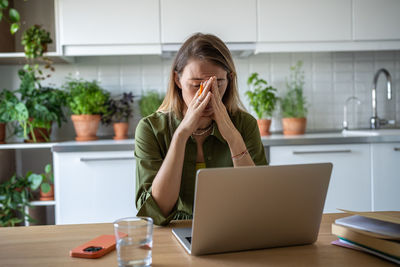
[370,68,394,129]
[343,96,361,130]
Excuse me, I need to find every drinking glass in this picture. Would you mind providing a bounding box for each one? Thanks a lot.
[114,217,153,267]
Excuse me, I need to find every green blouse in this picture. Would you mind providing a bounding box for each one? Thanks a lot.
[134,110,267,226]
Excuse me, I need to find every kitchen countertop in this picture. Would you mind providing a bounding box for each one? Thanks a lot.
[51,139,134,152]
[2,129,400,152]
[262,129,400,146]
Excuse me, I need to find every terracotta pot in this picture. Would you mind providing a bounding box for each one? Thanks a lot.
[71,114,101,141]
[282,117,307,135]
[26,122,52,143]
[0,123,5,144]
[113,122,129,140]
[257,119,272,136]
[40,184,54,201]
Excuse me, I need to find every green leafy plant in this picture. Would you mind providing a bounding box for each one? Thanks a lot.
[139,91,163,117]
[0,90,23,123]
[246,73,278,119]
[21,25,55,81]
[0,0,21,34]
[64,78,110,115]
[102,92,134,125]
[33,164,53,194]
[21,24,52,59]
[0,172,42,227]
[280,61,308,118]
[16,69,67,142]
[0,89,28,139]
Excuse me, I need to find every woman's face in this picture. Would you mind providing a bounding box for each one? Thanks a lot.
[175,58,228,118]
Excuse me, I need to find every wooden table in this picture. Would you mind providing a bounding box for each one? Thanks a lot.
[0,213,396,266]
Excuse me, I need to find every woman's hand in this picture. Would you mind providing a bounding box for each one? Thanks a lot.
[177,83,212,139]
[206,76,240,145]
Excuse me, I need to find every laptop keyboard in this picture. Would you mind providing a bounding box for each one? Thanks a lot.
[185,237,192,244]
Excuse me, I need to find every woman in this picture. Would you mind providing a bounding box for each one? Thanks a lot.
[135,33,267,226]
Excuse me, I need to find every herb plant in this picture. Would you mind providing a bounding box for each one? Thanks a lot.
[139,91,163,117]
[0,172,42,227]
[246,73,278,119]
[64,78,110,115]
[280,61,308,118]
[102,92,134,125]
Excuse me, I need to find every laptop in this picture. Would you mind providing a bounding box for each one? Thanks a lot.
[172,163,332,256]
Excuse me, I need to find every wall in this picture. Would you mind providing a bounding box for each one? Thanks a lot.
[0,50,399,141]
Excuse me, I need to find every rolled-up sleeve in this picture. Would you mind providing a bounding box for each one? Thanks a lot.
[134,118,177,226]
[240,113,268,166]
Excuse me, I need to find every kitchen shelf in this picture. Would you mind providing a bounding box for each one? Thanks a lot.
[30,200,56,206]
[0,142,57,150]
[0,52,75,64]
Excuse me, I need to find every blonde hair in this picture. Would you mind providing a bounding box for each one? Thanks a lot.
[158,33,245,119]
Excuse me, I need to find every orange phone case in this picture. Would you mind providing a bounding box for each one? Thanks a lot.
[70,235,116,259]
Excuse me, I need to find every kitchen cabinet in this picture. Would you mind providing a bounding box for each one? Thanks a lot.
[269,144,371,213]
[58,0,161,55]
[54,150,137,224]
[160,0,257,43]
[371,143,400,211]
[353,0,400,41]
[258,0,352,42]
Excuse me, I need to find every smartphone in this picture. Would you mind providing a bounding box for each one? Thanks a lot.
[70,235,116,259]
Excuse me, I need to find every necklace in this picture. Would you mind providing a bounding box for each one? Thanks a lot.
[192,124,213,136]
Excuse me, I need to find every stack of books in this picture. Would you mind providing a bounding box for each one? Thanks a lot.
[331,209,400,264]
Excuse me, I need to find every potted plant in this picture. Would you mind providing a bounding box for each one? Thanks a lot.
[102,92,134,140]
[21,24,52,59]
[29,164,54,201]
[0,90,17,143]
[139,91,164,118]
[280,61,308,135]
[17,69,67,142]
[0,172,41,227]
[21,25,55,80]
[0,89,29,143]
[246,73,278,136]
[64,78,110,141]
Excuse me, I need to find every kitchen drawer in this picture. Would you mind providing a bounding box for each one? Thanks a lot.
[54,151,136,224]
[270,144,371,213]
[371,143,400,211]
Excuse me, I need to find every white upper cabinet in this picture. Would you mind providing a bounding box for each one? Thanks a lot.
[160,0,257,43]
[59,0,161,55]
[353,0,400,40]
[258,0,352,42]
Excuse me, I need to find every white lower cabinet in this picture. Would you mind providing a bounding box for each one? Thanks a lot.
[270,144,371,213]
[54,151,136,224]
[371,143,400,211]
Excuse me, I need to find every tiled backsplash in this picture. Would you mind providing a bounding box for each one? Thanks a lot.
[0,51,399,140]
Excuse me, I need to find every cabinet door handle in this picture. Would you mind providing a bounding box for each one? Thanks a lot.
[80,157,135,162]
[394,148,400,152]
[292,149,352,155]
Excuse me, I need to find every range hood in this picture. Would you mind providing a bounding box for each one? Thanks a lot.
[161,42,256,58]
